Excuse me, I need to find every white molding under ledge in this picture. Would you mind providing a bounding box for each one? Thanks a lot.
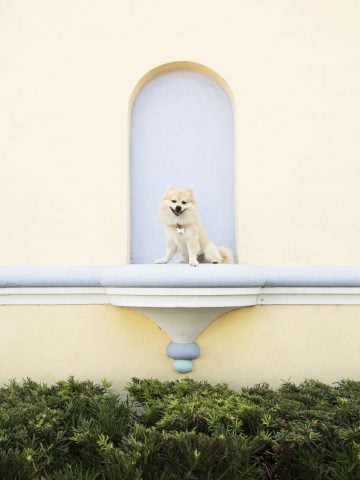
[2,286,360,306]
[2,265,360,373]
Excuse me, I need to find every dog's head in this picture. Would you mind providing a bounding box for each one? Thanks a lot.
[159,186,197,225]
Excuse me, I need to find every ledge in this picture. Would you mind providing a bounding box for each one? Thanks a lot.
[2,264,360,288]
[2,265,360,373]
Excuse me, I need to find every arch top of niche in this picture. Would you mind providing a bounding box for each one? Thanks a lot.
[129,61,234,112]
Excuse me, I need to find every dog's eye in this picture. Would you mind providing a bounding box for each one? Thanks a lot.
[182,201,187,205]
[171,200,176,203]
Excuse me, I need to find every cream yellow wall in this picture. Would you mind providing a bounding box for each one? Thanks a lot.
[1,305,360,389]
[0,305,170,390]
[1,0,360,264]
[200,305,360,388]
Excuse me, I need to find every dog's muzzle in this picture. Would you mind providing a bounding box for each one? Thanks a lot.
[170,206,183,216]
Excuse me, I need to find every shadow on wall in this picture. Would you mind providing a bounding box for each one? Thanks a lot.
[130,64,235,264]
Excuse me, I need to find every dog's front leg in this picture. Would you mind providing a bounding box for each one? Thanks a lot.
[155,241,177,264]
[187,240,200,267]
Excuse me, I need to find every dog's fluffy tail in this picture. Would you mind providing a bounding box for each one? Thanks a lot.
[218,246,234,264]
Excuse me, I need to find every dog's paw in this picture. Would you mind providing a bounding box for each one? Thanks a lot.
[189,259,199,267]
[155,258,167,264]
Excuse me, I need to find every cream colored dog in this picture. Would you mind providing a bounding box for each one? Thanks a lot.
[155,186,234,266]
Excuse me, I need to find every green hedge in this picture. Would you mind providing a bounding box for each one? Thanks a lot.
[1,377,360,479]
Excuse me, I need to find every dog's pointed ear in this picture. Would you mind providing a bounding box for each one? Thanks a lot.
[186,186,195,202]
[162,185,173,200]
[186,186,194,196]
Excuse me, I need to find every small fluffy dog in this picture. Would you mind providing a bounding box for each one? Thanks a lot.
[155,186,234,266]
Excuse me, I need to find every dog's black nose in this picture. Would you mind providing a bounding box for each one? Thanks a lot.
[175,205,182,212]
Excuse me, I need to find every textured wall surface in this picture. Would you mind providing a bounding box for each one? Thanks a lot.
[1,1,360,387]
[1,0,360,264]
[1,305,360,390]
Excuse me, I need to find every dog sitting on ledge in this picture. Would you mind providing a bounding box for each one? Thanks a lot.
[155,186,234,267]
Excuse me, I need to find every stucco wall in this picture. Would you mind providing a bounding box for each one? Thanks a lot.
[1,0,360,264]
[1,2,360,387]
[1,305,360,389]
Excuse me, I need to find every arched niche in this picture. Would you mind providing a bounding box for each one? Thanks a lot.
[130,64,235,264]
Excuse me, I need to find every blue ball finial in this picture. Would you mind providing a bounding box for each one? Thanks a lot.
[173,359,193,373]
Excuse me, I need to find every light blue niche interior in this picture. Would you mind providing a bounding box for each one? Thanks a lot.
[130,69,235,264]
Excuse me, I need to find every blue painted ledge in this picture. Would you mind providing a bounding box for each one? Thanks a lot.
[1,264,360,288]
